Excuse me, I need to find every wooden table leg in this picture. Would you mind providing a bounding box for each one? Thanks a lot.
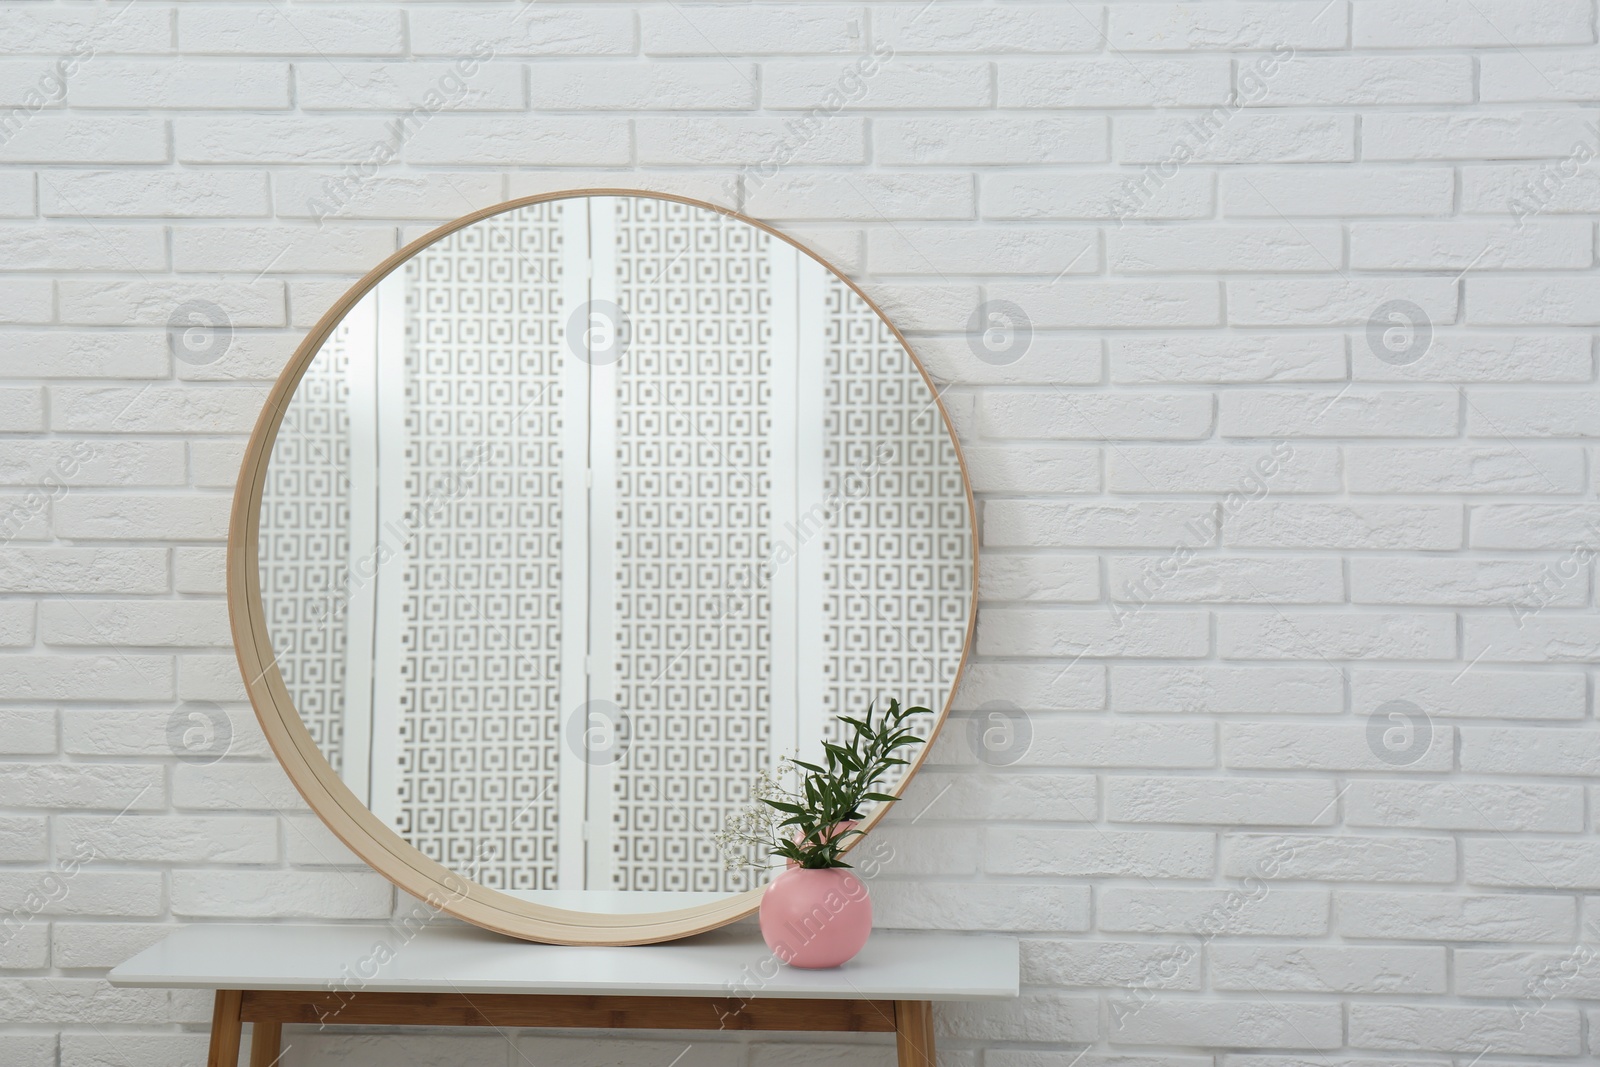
[248,1020,283,1067]
[894,1000,934,1067]
[207,989,244,1067]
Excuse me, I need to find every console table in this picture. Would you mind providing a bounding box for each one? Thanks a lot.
[109,923,1020,1067]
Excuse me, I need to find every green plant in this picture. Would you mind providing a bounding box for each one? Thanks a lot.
[716,699,929,871]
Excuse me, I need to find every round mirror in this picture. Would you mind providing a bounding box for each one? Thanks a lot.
[230,191,975,944]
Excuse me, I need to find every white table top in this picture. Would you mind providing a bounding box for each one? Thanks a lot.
[108,923,1019,1002]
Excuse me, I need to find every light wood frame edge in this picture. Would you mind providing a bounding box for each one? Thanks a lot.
[226,188,981,946]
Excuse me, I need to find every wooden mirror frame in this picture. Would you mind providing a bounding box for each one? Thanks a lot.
[227,190,978,945]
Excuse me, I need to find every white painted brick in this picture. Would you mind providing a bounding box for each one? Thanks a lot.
[0,815,45,861]
[0,171,33,217]
[1365,110,1598,161]
[0,655,173,701]
[1351,220,1592,270]
[962,446,1100,495]
[639,116,864,168]
[1209,945,1446,993]
[979,607,1210,659]
[877,6,1103,53]
[1354,0,1593,48]
[172,762,305,812]
[1228,276,1457,327]
[171,224,395,274]
[950,662,1105,713]
[1001,58,1230,108]
[867,825,980,875]
[988,827,1215,878]
[173,547,225,596]
[1472,502,1600,548]
[1456,947,1600,998]
[0,547,168,595]
[0,332,170,379]
[189,441,244,490]
[0,709,54,755]
[60,1034,212,1067]
[1335,890,1575,943]
[986,500,1213,548]
[1463,161,1600,217]
[0,870,161,916]
[0,385,43,430]
[1108,776,1337,825]
[51,386,271,434]
[641,6,851,56]
[1103,886,1329,935]
[275,171,503,221]
[0,980,186,1025]
[1020,719,1217,769]
[0,922,47,970]
[52,493,230,541]
[1111,444,1338,493]
[415,116,634,167]
[1345,444,1585,493]
[0,441,187,489]
[71,60,289,109]
[0,599,31,645]
[870,881,1090,932]
[868,225,1096,276]
[1223,165,1454,217]
[173,116,390,164]
[1355,333,1592,383]
[1465,616,1600,664]
[517,1036,741,1067]
[176,654,250,703]
[530,62,756,111]
[1111,1000,1341,1050]
[1352,557,1584,606]
[1349,781,1583,832]
[172,869,391,919]
[64,706,264,760]
[1224,833,1457,883]
[978,553,1100,603]
[746,173,973,220]
[1483,49,1600,101]
[1225,501,1462,550]
[0,116,167,164]
[1024,938,1200,989]
[767,59,992,109]
[1116,112,1355,164]
[1350,1002,1579,1056]
[983,168,1214,221]
[56,815,277,864]
[1470,276,1600,327]
[1112,224,1340,273]
[41,600,230,646]
[983,392,1215,439]
[299,61,524,111]
[1224,722,1454,771]
[179,7,403,55]
[1262,56,1472,106]
[58,281,284,327]
[1109,556,1343,604]
[1468,388,1600,436]
[1111,664,1343,715]
[412,6,633,55]
[1462,725,1600,776]
[1220,612,1455,661]
[1109,3,1349,51]
[1111,334,1345,384]
[1221,388,1457,438]
[0,224,165,271]
[1354,667,1586,720]
[985,281,1221,329]
[0,7,171,53]
[0,279,52,325]
[941,992,1098,1043]
[877,116,1107,166]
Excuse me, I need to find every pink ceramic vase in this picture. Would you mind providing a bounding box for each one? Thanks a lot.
[759,866,873,968]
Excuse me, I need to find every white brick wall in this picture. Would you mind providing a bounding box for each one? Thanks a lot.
[0,2,1597,1064]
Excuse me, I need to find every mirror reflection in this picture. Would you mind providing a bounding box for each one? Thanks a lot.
[257,194,972,910]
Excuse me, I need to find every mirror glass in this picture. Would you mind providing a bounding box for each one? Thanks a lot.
[256,193,972,913]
